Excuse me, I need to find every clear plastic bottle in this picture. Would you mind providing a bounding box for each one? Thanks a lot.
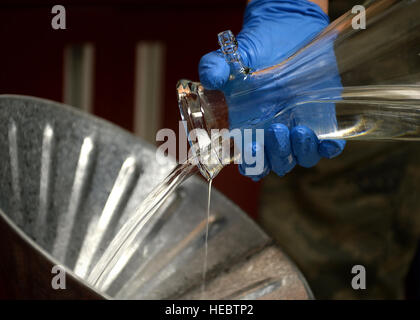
[177,0,420,179]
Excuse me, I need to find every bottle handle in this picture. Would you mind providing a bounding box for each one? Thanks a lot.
[218,30,250,80]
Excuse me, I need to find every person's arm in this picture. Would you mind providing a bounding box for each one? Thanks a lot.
[309,0,328,14]
[248,0,328,13]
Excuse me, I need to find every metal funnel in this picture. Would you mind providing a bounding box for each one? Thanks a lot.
[0,95,312,299]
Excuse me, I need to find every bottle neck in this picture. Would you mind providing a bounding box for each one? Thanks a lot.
[177,80,236,180]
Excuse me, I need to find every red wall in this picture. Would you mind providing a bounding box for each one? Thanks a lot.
[0,0,262,218]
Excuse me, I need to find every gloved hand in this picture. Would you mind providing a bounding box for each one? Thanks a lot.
[199,0,346,181]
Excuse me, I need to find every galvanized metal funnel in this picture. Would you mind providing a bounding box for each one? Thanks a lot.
[0,95,312,299]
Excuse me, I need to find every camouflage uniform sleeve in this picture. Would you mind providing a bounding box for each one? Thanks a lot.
[259,141,420,299]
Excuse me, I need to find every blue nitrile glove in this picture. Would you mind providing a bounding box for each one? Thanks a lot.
[199,0,346,181]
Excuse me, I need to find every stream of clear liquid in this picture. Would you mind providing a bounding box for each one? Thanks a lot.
[87,159,199,290]
[201,178,212,299]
